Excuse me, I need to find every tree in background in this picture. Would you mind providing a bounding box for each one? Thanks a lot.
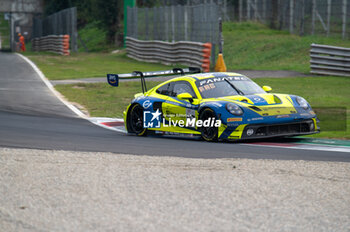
[44,0,123,45]
[95,0,123,44]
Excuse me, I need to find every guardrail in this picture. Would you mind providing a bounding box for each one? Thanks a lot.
[32,35,70,55]
[126,37,212,72]
[310,44,350,77]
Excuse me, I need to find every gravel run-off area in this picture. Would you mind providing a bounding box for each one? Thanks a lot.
[1,147,350,232]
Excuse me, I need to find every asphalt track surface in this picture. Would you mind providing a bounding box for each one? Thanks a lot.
[0,52,349,162]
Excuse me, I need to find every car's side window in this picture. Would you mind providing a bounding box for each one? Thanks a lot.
[156,83,171,96]
[172,81,197,98]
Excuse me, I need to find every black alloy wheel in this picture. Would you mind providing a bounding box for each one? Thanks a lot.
[128,104,147,136]
[199,108,218,142]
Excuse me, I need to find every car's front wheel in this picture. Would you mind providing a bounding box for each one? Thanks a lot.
[199,108,218,142]
[128,104,147,136]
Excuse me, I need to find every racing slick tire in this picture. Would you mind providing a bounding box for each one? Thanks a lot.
[199,108,218,142]
[127,104,147,136]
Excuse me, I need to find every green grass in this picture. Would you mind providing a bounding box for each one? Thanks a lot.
[223,22,350,73]
[55,76,349,139]
[55,81,162,118]
[25,51,178,80]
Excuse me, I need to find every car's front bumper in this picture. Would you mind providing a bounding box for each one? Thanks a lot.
[223,118,319,140]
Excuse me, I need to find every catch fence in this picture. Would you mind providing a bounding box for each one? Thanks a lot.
[32,7,77,52]
[127,2,219,65]
[233,0,350,38]
[129,0,350,40]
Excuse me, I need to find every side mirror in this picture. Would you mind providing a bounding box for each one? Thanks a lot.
[177,92,193,103]
[262,86,272,92]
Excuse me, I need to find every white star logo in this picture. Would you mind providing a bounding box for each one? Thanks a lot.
[150,109,161,121]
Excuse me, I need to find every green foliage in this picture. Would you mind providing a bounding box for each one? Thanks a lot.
[78,22,109,52]
[43,0,123,44]
[44,0,71,16]
[0,13,10,49]
[94,0,123,43]
[223,22,350,73]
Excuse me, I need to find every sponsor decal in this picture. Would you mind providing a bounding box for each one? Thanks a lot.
[247,117,264,122]
[142,100,152,109]
[262,107,292,111]
[227,118,243,122]
[227,123,240,127]
[107,74,119,86]
[109,76,117,83]
[199,76,246,86]
[276,114,290,118]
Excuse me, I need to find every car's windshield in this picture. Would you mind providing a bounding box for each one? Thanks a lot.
[196,76,265,98]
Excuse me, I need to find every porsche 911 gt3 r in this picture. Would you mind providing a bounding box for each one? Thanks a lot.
[107,68,319,141]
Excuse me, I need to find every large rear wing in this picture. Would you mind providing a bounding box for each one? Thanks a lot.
[107,67,201,93]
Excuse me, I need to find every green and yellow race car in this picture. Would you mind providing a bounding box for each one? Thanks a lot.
[107,68,319,141]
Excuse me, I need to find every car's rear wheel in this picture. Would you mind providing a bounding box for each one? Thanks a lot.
[128,104,147,136]
[199,108,218,142]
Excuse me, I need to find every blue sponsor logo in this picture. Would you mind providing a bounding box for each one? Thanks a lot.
[143,109,161,128]
[142,100,152,109]
[107,74,119,87]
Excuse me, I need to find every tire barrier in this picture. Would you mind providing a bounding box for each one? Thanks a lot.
[126,37,212,72]
[32,35,70,56]
[310,44,350,77]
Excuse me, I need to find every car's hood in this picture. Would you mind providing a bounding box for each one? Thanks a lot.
[202,93,298,116]
[219,93,288,106]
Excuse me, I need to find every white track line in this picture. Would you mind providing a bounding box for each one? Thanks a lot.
[17,53,126,133]
[242,143,350,153]
[17,53,86,118]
